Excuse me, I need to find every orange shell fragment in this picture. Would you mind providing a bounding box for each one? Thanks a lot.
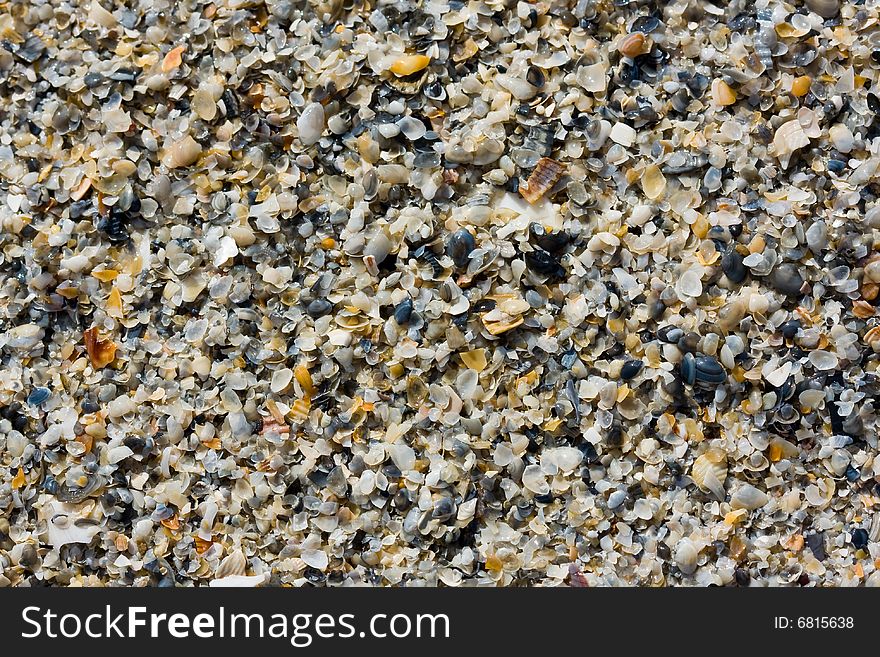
[162,45,186,72]
[194,536,214,554]
[83,327,118,368]
[161,515,180,531]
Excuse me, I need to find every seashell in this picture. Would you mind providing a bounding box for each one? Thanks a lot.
[662,152,708,175]
[743,452,769,472]
[83,327,117,368]
[209,573,268,588]
[407,374,429,407]
[674,539,699,575]
[446,229,476,268]
[577,62,607,93]
[691,448,728,500]
[776,21,809,39]
[524,248,565,278]
[529,223,570,253]
[711,79,736,106]
[106,286,123,318]
[853,300,875,318]
[482,314,524,336]
[294,363,315,398]
[216,549,247,578]
[161,45,185,73]
[791,75,811,97]
[289,398,310,423]
[270,368,293,393]
[334,313,370,333]
[806,0,839,18]
[490,294,530,316]
[772,120,810,168]
[7,323,44,350]
[390,54,431,77]
[641,164,666,200]
[829,124,854,153]
[522,464,550,495]
[394,298,414,324]
[41,501,102,548]
[609,122,636,147]
[680,353,726,386]
[494,73,537,100]
[618,32,646,58]
[297,102,325,146]
[721,248,747,283]
[163,135,201,169]
[460,348,488,372]
[520,158,566,204]
[768,438,799,462]
[730,484,770,511]
[865,325,880,350]
[805,477,835,507]
[192,85,217,121]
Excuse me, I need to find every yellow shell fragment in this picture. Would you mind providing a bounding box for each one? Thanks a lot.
[641,164,666,200]
[91,268,118,282]
[294,363,315,398]
[106,286,123,318]
[711,79,736,106]
[485,555,503,572]
[289,397,311,423]
[543,417,563,432]
[791,75,811,97]
[390,54,431,77]
[11,467,25,489]
[460,348,488,372]
[483,315,523,335]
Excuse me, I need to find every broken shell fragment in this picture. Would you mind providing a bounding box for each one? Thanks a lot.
[520,158,565,204]
[390,54,431,77]
[83,327,117,368]
[730,485,770,511]
[711,79,736,106]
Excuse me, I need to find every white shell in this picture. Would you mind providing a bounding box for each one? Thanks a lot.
[773,120,810,168]
[209,573,268,588]
[730,484,770,510]
[675,539,699,575]
[522,464,550,495]
[42,501,102,548]
[215,549,247,578]
[691,448,728,500]
[297,102,325,146]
